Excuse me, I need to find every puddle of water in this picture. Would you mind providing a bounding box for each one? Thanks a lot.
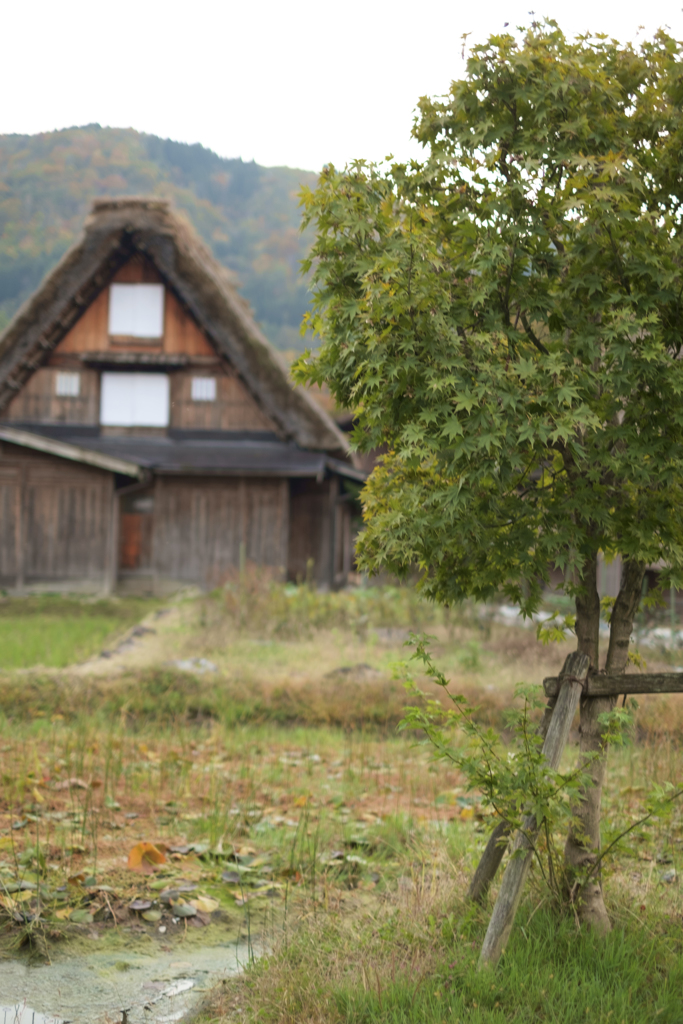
[0,942,251,1024]
[2,1009,65,1024]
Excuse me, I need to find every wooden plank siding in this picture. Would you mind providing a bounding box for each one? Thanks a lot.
[3,252,277,433]
[51,254,218,359]
[0,442,114,591]
[0,467,18,583]
[0,442,295,592]
[287,478,332,586]
[4,366,100,424]
[6,363,276,432]
[152,476,289,588]
[169,369,273,431]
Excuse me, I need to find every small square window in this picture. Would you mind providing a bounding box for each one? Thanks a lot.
[55,371,81,397]
[191,377,217,402]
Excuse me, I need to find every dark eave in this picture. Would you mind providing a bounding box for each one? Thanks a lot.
[78,352,192,367]
[0,425,366,482]
[0,425,144,478]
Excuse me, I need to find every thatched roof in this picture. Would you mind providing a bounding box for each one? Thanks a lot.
[0,197,347,456]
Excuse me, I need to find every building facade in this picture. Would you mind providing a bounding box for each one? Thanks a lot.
[0,198,361,593]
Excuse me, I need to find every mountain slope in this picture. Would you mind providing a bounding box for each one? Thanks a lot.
[0,125,317,352]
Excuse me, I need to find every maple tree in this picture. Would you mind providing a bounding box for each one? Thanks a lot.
[295,22,683,930]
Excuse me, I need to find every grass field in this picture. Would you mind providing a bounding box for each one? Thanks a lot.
[0,584,682,1022]
[0,595,158,668]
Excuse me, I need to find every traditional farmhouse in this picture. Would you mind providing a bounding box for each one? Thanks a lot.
[0,198,362,594]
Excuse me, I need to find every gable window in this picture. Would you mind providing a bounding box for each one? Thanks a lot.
[108,283,165,338]
[55,371,81,397]
[100,372,170,427]
[191,377,217,402]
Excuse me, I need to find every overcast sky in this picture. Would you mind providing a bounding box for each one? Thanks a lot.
[1,0,682,173]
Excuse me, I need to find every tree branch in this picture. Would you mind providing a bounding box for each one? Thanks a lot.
[519,309,550,356]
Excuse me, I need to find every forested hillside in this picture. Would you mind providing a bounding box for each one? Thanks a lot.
[0,125,317,352]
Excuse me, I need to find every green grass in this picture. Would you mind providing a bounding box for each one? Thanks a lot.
[0,595,158,668]
[228,900,683,1024]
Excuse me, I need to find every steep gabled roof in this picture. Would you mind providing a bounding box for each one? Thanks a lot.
[0,197,347,456]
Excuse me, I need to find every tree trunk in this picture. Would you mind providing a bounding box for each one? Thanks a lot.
[574,553,600,666]
[565,557,644,932]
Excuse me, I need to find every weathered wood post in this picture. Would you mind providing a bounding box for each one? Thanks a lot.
[478,651,590,969]
[467,819,512,904]
[467,695,559,904]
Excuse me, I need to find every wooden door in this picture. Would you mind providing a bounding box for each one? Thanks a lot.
[118,491,154,572]
[120,513,143,569]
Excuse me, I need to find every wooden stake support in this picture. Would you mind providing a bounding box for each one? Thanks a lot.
[467,696,558,904]
[478,652,590,969]
[543,672,683,698]
[473,658,683,968]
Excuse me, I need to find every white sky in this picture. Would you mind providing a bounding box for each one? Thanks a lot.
[1,0,682,172]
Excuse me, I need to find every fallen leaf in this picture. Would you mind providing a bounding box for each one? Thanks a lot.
[32,786,45,804]
[158,889,180,905]
[54,907,72,920]
[190,896,219,914]
[129,898,153,911]
[127,842,167,874]
[142,909,163,922]
[53,777,89,791]
[173,902,197,918]
[70,909,94,924]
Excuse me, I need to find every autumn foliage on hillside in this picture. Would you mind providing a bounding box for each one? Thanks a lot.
[0,125,316,352]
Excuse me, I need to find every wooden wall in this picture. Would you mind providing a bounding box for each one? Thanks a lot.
[55,256,217,359]
[0,465,18,581]
[4,253,277,432]
[169,370,273,431]
[4,366,100,424]
[0,436,340,593]
[152,476,289,588]
[287,478,332,586]
[0,442,114,591]
[287,477,352,588]
[4,364,274,432]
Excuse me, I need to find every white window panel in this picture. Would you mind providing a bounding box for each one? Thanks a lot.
[100,372,170,427]
[55,371,81,397]
[191,377,217,402]
[108,283,165,338]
